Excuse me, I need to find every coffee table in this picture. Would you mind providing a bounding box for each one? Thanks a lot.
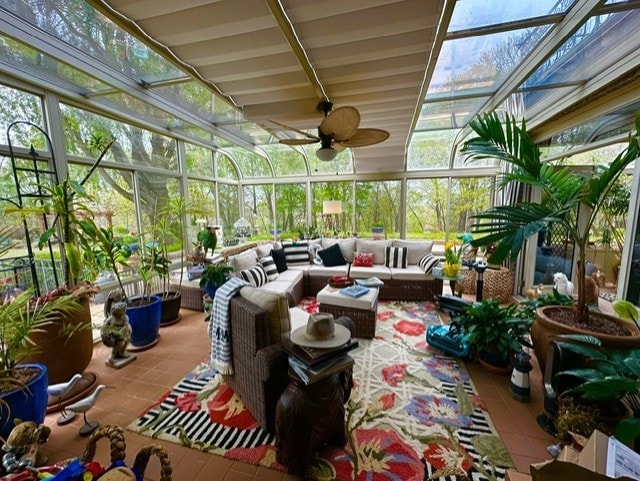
[316,285,379,338]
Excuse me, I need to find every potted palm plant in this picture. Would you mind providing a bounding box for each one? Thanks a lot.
[460,111,640,370]
[154,198,207,326]
[0,223,81,438]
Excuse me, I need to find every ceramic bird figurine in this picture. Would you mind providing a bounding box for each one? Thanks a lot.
[47,373,82,425]
[65,384,106,436]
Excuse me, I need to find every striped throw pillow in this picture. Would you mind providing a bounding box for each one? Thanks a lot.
[282,241,310,265]
[418,253,440,274]
[240,264,268,287]
[385,246,408,268]
[259,255,279,281]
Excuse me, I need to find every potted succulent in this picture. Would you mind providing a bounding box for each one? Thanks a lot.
[460,111,640,371]
[456,298,532,374]
[199,263,233,299]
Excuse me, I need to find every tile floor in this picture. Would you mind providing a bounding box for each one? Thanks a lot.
[40,293,608,480]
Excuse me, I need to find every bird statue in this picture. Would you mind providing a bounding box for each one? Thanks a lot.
[47,373,83,426]
[65,384,106,436]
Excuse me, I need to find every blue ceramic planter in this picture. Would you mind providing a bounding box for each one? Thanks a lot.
[0,363,48,439]
[127,295,162,349]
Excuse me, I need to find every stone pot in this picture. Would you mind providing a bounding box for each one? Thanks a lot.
[532,305,640,373]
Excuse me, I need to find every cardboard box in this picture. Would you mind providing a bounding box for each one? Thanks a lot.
[531,430,639,481]
[506,470,532,481]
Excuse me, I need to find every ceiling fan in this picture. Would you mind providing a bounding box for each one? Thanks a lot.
[276,101,390,161]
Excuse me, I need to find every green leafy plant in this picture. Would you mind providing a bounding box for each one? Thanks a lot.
[516,289,574,322]
[456,298,532,365]
[460,112,640,323]
[197,228,217,257]
[554,334,640,405]
[199,263,233,290]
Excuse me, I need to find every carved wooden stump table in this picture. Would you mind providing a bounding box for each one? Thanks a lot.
[275,360,353,478]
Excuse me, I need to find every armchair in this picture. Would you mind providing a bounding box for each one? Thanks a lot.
[223,296,289,433]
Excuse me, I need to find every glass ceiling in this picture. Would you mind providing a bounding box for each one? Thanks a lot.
[0,0,639,177]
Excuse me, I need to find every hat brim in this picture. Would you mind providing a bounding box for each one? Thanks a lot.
[290,324,351,348]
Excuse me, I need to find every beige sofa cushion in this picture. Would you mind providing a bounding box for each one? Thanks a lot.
[393,240,434,265]
[322,237,357,263]
[229,249,259,275]
[239,286,290,342]
[356,239,392,265]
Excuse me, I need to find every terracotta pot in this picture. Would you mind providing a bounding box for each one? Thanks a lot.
[532,306,640,373]
[23,297,93,385]
[478,350,512,376]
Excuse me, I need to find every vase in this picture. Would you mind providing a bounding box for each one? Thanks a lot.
[442,263,460,278]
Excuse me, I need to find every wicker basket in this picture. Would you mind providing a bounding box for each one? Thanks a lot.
[81,425,172,481]
[457,268,476,295]
[483,268,514,303]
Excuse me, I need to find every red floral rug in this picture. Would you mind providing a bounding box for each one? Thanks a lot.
[128,299,514,480]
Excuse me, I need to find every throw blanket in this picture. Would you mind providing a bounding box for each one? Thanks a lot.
[208,277,247,375]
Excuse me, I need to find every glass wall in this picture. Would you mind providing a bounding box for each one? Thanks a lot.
[311,182,354,237]
[355,181,402,239]
[242,184,273,240]
[217,183,239,245]
[406,178,449,240]
[275,183,307,239]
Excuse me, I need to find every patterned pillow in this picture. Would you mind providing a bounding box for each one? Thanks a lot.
[240,264,268,287]
[353,252,374,267]
[418,253,440,274]
[385,246,408,268]
[259,255,279,281]
[282,241,310,265]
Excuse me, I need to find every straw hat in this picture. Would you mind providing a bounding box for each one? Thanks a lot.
[290,313,350,348]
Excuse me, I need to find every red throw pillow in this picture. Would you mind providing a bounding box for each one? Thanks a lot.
[353,252,374,267]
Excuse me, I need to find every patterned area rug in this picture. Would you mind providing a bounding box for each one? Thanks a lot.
[128,299,514,480]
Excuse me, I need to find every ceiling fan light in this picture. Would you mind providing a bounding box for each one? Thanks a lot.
[316,146,337,162]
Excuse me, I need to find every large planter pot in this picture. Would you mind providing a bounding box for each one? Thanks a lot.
[532,305,640,373]
[203,283,222,299]
[23,296,93,385]
[127,295,162,350]
[158,291,182,326]
[0,363,48,439]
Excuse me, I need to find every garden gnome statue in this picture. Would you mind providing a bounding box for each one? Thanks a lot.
[101,299,136,369]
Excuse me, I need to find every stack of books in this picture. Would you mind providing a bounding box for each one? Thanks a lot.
[282,337,358,385]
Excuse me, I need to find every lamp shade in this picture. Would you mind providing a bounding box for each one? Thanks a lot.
[323,200,342,215]
[316,146,337,162]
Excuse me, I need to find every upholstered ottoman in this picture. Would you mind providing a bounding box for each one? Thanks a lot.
[316,285,378,338]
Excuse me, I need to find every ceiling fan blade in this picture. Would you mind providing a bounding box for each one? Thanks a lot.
[338,128,390,147]
[280,138,318,146]
[332,142,347,153]
[267,118,319,141]
[319,106,360,141]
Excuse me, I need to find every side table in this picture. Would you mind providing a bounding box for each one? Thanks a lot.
[275,357,354,478]
[434,272,465,297]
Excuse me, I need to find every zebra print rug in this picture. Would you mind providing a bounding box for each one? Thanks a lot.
[128,299,514,480]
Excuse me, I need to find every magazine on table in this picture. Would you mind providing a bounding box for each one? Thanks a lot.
[355,276,384,287]
[340,284,370,298]
[288,354,354,385]
[282,337,359,366]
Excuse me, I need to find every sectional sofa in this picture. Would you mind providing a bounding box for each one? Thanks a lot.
[226,237,443,303]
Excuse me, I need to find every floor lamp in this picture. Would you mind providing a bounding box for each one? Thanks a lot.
[322,200,342,237]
